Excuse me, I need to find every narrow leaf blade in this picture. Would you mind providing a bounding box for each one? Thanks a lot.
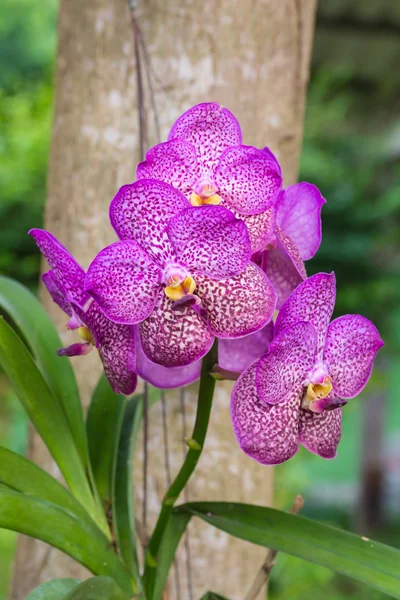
[178,502,400,599]
[65,577,130,600]
[25,579,81,599]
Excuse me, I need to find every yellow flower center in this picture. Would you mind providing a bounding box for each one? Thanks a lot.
[78,326,95,345]
[165,275,196,301]
[190,183,221,206]
[302,376,332,412]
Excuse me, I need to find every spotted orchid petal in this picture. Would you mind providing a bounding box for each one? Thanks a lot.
[262,147,282,176]
[218,322,273,373]
[231,363,301,466]
[85,240,162,325]
[215,145,282,215]
[110,179,190,264]
[195,264,276,339]
[42,271,72,316]
[72,301,137,395]
[259,229,307,309]
[299,408,342,459]
[29,229,89,306]
[139,292,214,368]
[275,183,325,261]
[135,329,201,388]
[324,314,384,399]
[136,138,198,198]
[243,206,276,253]
[256,322,318,405]
[167,205,251,279]
[275,272,336,356]
[168,102,242,179]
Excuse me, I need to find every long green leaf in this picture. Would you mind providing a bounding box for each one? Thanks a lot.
[0,276,85,462]
[0,446,91,524]
[65,577,130,600]
[0,317,95,516]
[86,374,125,507]
[178,502,400,599]
[200,593,230,600]
[152,512,191,600]
[25,579,81,599]
[0,488,133,595]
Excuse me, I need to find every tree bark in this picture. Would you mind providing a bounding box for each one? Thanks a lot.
[11,1,316,598]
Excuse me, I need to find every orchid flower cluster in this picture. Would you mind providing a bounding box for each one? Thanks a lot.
[30,102,383,466]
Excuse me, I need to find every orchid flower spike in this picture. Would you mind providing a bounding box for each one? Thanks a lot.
[231,272,384,465]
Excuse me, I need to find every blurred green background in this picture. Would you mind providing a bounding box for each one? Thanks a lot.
[0,0,399,598]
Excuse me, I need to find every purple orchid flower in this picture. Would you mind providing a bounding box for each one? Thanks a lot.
[231,272,383,465]
[29,229,138,395]
[84,179,277,369]
[254,182,326,308]
[136,102,282,253]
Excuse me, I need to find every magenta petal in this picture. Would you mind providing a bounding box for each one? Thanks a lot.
[324,314,384,399]
[275,183,325,261]
[218,322,273,373]
[85,241,162,325]
[109,179,189,264]
[196,264,276,339]
[135,329,201,388]
[275,272,336,357]
[242,207,276,253]
[262,147,282,177]
[136,139,198,199]
[215,145,282,215]
[299,408,342,459]
[260,230,307,309]
[42,271,72,316]
[167,205,251,279]
[231,363,300,465]
[256,322,318,405]
[139,293,214,368]
[168,102,242,178]
[29,229,88,306]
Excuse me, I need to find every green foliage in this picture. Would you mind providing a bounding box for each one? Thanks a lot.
[64,577,130,600]
[25,579,81,600]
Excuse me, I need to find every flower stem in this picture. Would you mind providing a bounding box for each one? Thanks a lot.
[143,340,218,598]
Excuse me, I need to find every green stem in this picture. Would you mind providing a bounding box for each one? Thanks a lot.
[143,340,218,598]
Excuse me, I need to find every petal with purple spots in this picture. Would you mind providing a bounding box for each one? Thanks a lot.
[109,179,190,265]
[256,321,318,405]
[136,138,197,199]
[135,328,201,388]
[29,229,89,306]
[85,240,162,325]
[42,271,72,316]
[168,102,242,178]
[275,272,336,356]
[167,205,251,279]
[195,264,276,338]
[218,322,273,373]
[139,293,214,368]
[231,363,301,466]
[299,408,342,459]
[324,314,384,399]
[243,207,276,253]
[275,183,325,260]
[215,145,282,215]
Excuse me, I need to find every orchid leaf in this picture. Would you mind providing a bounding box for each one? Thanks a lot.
[25,579,81,599]
[0,488,133,595]
[65,577,130,600]
[0,446,92,524]
[177,502,400,599]
[0,317,96,516]
[0,276,85,463]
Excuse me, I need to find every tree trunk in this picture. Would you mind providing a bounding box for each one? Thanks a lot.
[11,1,316,598]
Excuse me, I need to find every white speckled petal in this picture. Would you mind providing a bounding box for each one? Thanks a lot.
[139,293,214,368]
[215,145,282,215]
[299,408,342,459]
[168,102,242,178]
[195,264,276,338]
[109,179,190,264]
[218,322,273,373]
[275,272,336,356]
[243,206,276,253]
[231,363,301,466]
[256,322,318,405]
[85,240,162,325]
[324,314,384,399]
[167,205,251,279]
